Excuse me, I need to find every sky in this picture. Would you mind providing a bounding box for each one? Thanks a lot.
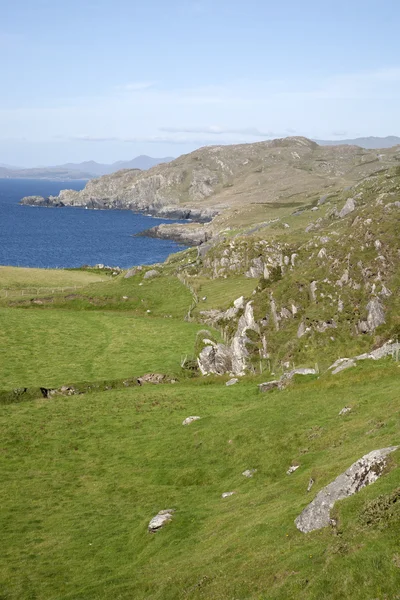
[1,0,400,166]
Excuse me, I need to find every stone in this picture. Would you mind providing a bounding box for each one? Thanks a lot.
[339,407,352,415]
[143,269,159,279]
[148,509,175,533]
[124,266,142,278]
[297,322,307,338]
[318,194,329,205]
[338,198,356,218]
[329,358,356,375]
[366,298,385,330]
[198,342,233,375]
[307,478,315,492]
[295,446,398,533]
[226,378,239,386]
[283,368,316,380]
[137,373,166,385]
[242,469,257,478]
[182,416,201,426]
[287,465,300,475]
[258,380,280,392]
[310,281,317,302]
[122,296,128,300]
[221,491,236,498]
[233,296,245,309]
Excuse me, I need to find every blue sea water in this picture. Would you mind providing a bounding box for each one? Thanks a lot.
[0,179,187,268]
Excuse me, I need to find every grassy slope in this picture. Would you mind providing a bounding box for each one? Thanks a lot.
[0,362,399,600]
[0,308,204,388]
[0,266,105,290]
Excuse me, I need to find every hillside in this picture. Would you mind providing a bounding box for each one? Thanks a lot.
[3,152,400,599]
[20,137,400,233]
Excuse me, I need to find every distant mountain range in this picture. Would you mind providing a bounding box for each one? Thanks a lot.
[314,136,400,149]
[2,138,400,181]
[0,155,174,180]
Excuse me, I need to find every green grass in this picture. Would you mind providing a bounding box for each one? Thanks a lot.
[0,307,204,388]
[192,276,256,316]
[1,271,194,319]
[0,361,399,599]
[0,266,105,290]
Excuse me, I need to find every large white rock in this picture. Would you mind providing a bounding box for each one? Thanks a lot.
[182,416,201,426]
[338,198,356,218]
[295,447,398,533]
[148,509,175,533]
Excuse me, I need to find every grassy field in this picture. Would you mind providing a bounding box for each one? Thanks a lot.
[0,361,399,600]
[192,276,257,317]
[0,307,205,388]
[0,266,106,290]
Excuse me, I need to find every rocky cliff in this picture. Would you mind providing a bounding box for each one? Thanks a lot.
[170,166,400,375]
[20,137,400,237]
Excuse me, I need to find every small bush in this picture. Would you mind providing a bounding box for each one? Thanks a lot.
[359,488,400,528]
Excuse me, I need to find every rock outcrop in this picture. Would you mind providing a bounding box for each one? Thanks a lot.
[197,301,260,376]
[295,447,398,533]
[148,509,175,533]
[139,223,212,246]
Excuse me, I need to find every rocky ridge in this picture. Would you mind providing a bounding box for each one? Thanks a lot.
[20,137,400,242]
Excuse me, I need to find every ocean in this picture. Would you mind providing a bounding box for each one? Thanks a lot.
[0,179,187,269]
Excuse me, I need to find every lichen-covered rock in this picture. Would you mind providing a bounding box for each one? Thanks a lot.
[366,298,385,330]
[258,380,280,392]
[329,358,356,375]
[182,416,201,426]
[148,509,175,533]
[221,491,236,498]
[197,341,233,375]
[338,197,356,218]
[143,269,160,280]
[242,469,257,478]
[124,266,142,278]
[137,373,166,385]
[295,447,398,533]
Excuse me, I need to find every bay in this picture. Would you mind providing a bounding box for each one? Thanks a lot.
[0,179,187,268]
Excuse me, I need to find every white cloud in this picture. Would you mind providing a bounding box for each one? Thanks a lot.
[116,82,156,92]
[159,126,279,137]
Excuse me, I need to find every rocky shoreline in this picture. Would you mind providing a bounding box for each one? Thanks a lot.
[137,222,212,246]
[20,193,218,224]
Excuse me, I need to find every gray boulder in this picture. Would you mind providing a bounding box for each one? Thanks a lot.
[338,198,356,218]
[259,380,280,392]
[182,416,201,426]
[242,469,257,478]
[226,378,239,386]
[329,358,356,375]
[143,269,159,280]
[197,341,233,375]
[221,491,236,498]
[124,266,142,278]
[366,298,385,330]
[148,509,175,533]
[295,446,398,533]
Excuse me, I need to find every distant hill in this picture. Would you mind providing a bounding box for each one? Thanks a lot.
[315,136,400,149]
[0,155,174,180]
[59,155,174,176]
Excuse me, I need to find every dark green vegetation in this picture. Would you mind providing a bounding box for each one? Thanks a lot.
[1,363,399,599]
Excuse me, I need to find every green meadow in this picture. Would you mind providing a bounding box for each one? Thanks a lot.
[0,266,399,600]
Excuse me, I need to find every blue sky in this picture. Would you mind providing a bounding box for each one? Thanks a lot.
[1,0,399,166]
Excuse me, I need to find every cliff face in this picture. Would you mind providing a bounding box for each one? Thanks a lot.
[20,137,400,228]
[174,166,400,374]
